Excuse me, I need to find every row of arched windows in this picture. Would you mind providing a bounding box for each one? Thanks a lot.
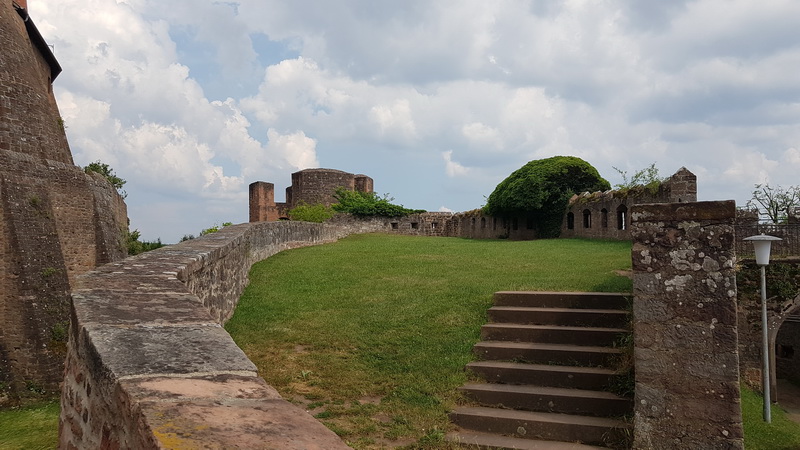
[566,205,628,231]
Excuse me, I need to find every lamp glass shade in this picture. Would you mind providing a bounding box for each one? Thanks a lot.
[744,234,783,266]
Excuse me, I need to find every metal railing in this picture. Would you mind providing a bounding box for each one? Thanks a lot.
[735,224,800,259]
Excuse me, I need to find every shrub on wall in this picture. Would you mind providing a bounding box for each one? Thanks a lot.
[484,156,610,238]
[83,161,127,198]
[332,188,424,217]
[288,202,336,223]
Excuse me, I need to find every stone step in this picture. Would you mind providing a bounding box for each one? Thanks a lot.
[481,323,627,346]
[493,291,630,310]
[459,383,632,418]
[487,307,629,328]
[473,341,621,368]
[445,430,608,449]
[449,406,631,448]
[466,361,620,391]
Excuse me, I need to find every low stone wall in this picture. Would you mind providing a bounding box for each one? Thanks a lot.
[630,201,743,449]
[58,220,385,449]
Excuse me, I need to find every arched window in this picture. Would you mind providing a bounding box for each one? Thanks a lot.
[481,217,486,229]
[583,209,592,228]
[601,208,609,228]
[567,212,575,230]
[617,204,628,230]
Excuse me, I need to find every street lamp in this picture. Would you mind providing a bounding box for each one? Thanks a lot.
[744,233,782,423]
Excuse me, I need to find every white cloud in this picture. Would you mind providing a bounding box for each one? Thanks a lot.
[442,150,471,178]
[265,129,319,171]
[33,0,800,240]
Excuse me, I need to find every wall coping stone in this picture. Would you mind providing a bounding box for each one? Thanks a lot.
[59,221,373,449]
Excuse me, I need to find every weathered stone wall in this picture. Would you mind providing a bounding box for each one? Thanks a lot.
[0,2,128,401]
[630,200,743,450]
[1,2,71,164]
[290,168,373,208]
[562,168,697,240]
[59,220,388,449]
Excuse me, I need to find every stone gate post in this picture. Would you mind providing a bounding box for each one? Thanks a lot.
[630,200,744,449]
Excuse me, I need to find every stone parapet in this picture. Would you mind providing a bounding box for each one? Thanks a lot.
[58,221,387,449]
[630,200,743,449]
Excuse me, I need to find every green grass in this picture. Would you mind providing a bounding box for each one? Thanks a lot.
[4,234,799,448]
[742,385,800,449]
[225,234,633,448]
[0,400,60,449]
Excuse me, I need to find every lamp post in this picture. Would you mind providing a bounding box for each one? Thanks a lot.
[744,233,782,423]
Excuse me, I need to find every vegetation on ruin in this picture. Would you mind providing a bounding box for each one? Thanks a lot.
[200,221,234,236]
[181,222,235,242]
[83,160,126,198]
[0,400,59,449]
[741,385,800,449]
[747,183,800,224]
[226,234,632,449]
[483,156,610,238]
[612,162,665,196]
[332,187,425,217]
[288,202,336,223]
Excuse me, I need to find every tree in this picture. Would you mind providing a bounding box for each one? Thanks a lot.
[126,229,165,255]
[484,156,610,238]
[84,160,126,198]
[746,184,800,224]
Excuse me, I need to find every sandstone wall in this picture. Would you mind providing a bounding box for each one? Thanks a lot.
[59,220,387,449]
[0,2,71,164]
[630,201,743,449]
[562,168,697,240]
[0,150,128,399]
[1,1,128,400]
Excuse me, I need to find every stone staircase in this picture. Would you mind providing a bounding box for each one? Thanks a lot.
[447,291,633,449]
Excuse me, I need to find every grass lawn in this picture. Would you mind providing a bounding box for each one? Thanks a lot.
[5,233,795,448]
[225,234,633,448]
[0,400,60,449]
[742,386,800,450]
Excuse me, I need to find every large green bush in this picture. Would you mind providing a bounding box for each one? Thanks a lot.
[332,188,424,217]
[288,202,336,223]
[484,156,610,238]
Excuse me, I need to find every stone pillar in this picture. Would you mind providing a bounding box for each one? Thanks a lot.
[631,200,743,450]
[248,182,273,223]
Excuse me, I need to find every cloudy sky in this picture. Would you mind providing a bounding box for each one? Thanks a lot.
[32,0,800,243]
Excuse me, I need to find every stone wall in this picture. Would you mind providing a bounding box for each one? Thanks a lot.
[630,200,743,449]
[562,168,697,240]
[0,1,128,401]
[1,2,71,164]
[59,220,389,449]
